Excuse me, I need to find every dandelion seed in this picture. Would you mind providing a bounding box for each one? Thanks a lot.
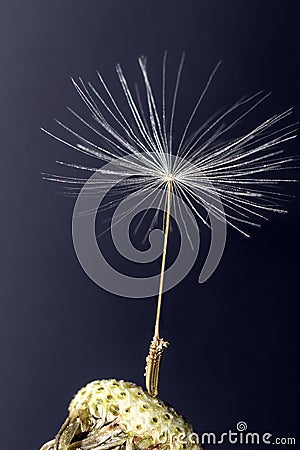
[42,53,297,400]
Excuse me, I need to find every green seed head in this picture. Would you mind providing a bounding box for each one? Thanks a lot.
[69,379,202,450]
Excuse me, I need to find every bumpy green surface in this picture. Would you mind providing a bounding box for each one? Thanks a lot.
[69,379,201,450]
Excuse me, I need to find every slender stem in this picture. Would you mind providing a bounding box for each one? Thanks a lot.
[145,180,172,397]
[154,180,172,338]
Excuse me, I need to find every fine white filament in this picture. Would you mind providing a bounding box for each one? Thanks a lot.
[42,53,297,238]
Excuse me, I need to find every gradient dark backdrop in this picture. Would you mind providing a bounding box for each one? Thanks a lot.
[1,1,299,449]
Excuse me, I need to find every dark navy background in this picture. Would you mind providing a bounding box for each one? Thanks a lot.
[0,1,299,449]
